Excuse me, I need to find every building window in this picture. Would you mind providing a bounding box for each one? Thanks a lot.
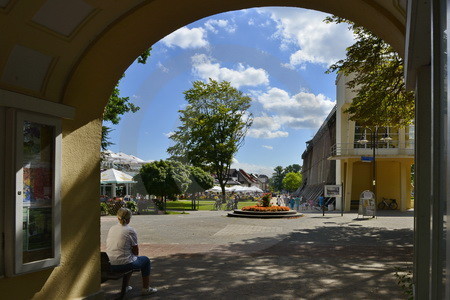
[5,110,61,276]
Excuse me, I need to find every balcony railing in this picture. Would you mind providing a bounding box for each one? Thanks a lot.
[330,141,415,158]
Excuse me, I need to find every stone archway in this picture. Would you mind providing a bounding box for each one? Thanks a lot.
[0,1,415,299]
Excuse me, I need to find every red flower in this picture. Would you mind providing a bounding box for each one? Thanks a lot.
[241,205,290,212]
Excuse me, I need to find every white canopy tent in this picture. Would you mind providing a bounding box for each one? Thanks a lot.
[246,186,264,193]
[207,185,264,193]
[100,168,137,197]
[207,186,227,193]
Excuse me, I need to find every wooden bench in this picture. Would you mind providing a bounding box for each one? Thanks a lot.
[101,252,133,299]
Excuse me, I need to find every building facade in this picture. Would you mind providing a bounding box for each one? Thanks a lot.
[329,74,414,211]
[298,106,336,204]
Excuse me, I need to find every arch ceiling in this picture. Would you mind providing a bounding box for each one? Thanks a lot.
[0,0,407,115]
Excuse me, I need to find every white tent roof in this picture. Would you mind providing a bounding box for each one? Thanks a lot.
[228,185,247,192]
[101,168,137,184]
[247,186,263,193]
[206,186,223,192]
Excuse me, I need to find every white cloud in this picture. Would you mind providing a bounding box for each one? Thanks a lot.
[161,27,208,49]
[257,87,335,129]
[164,131,175,138]
[205,19,236,33]
[157,62,169,73]
[231,158,273,176]
[259,8,354,67]
[191,54,269,88]
[247,116,289,139]
[262,145,273,150]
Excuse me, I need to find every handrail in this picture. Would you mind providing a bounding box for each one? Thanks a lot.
[330,141,415,157]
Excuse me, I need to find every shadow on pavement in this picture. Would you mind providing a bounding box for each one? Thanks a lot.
[102,225,412,299]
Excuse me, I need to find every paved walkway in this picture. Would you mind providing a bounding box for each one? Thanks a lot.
[100,210,413,299]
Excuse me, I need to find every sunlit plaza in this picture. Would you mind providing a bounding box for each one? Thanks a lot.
[101,211,413,299]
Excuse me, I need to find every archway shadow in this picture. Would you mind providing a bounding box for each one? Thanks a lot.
[102,225,412,299]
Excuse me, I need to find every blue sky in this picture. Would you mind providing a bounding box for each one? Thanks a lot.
[106,7,354,176]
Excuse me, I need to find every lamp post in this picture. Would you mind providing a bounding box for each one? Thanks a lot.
[358,127,392,201]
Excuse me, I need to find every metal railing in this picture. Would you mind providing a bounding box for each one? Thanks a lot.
[330,141,414,157]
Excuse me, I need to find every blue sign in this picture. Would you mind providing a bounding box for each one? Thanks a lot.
[361,156,374,162]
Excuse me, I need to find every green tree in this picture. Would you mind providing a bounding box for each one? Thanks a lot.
[187,166,214,210]
[134,159,191,211]
[282,172,302,192]
[271,166,284,192]
[102,48,152,150]
[167,79,253,201]
[325,16,414,127]
[284,164,302,175]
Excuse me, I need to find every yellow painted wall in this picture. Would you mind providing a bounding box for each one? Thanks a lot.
[351,162,372,200]
[376,161,401,205]
[0,121,103,299]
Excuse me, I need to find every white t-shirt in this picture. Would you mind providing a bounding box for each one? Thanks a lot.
[106,223,138,265]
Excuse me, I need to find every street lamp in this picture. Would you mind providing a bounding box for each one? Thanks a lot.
[358,127,392,201]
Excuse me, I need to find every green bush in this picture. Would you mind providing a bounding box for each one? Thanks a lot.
[125,200,138,213]
[100,202,108,215]
[261,193,272,207]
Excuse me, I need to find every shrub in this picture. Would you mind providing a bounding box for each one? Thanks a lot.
[125,200,138,213]
[260,193,272,207]
[100,202,108,215]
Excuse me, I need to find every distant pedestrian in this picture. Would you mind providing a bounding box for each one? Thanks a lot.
[318,195,325,208]
[294,196,300,211]
[289,197,295,210]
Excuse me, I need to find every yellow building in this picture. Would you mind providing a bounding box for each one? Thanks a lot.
[329,74,414,211]
[0,1,446,299]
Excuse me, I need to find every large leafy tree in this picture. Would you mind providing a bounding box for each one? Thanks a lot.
[102,48,152,150]
[325,16,414,127]
[282,172,302,192]
[134,159,191,211]
[167,79,253,200]
[284,164,302,175]
[271,166,284,192]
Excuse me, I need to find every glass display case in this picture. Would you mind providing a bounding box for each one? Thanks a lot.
[5,110,61,276]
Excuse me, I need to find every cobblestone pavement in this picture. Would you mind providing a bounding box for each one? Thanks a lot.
[100,210,413,299]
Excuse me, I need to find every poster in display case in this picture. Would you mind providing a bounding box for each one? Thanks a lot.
[5,111,61,276]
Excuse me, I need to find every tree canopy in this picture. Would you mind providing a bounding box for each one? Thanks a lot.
[325,16,414,128]
[271,166,284,192]
[284,164,302,174]
[271,164,302,192]
[167,79,253,198]
[282,172,302,192]
[186,166,214,194]
[135,159,191,200]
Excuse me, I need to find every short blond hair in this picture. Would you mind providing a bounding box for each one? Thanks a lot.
[117,208,132,225]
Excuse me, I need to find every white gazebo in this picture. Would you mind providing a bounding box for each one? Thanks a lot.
[100,168,137,197]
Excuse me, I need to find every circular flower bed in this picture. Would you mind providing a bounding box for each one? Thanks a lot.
[241,206,290,212]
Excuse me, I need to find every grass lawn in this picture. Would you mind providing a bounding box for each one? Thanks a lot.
[165,199,256,211]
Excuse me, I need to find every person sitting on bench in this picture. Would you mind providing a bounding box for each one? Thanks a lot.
[106,207,157,295]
